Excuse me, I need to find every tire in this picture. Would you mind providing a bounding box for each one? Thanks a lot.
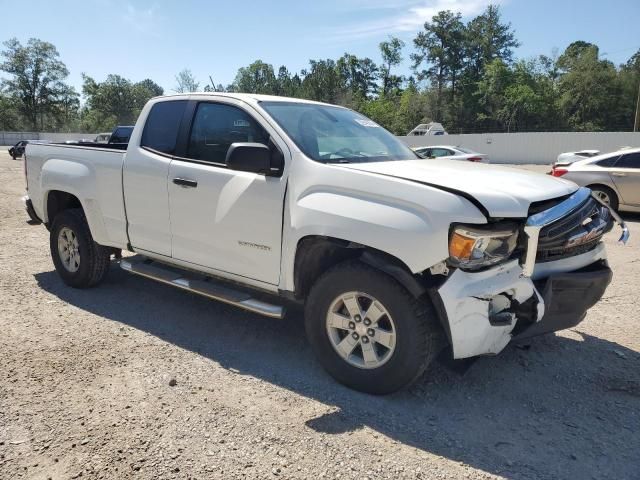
[50,208,110,288]
[305,260,444,395]
[589,185,619,211]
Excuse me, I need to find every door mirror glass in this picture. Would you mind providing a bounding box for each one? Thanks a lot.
[226,143,271,175]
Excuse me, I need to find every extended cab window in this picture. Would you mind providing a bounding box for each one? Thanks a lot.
[187,103,269,164]
[141,101,187,154]
[110,126,134,144]
[615,152,640,169]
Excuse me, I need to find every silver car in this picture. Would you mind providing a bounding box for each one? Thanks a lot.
[553,148,640,212]
[412,145,489,163]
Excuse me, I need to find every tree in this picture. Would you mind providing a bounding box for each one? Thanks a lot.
[135,78,163,98]
[230,60,277,94]
[300,59,342,103]
[379,37,405,96]
[0,89,21,130]
[81,74,163,131]
[275,66,302,97]
[336,54,379,99]
[0,37,73,130]
[557,43,622,130]
[174,69,200,93]
[391,82,429,134]
[411,10,465,121]
[465,5,519,77]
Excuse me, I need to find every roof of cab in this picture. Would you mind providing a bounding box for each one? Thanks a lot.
[152,92,341,108]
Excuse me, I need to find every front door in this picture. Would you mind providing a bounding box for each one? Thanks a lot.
[610,152,640,206]
[168,99,287,285]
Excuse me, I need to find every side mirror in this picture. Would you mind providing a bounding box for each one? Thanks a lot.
[226,143,271,175]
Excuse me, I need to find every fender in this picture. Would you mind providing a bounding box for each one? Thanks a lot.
[40,158,110,246]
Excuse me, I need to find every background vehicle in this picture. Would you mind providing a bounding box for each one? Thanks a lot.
[407,122,447,136]
[554,149,600,167]
[413,145,488,163]
[552,147,640,212]
[94,132,111,143]
[9,140,51,159]
[108,125,134,144]
[23,93,625,394]
[9,140,32,159]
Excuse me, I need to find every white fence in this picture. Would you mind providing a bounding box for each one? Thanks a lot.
[4,130,640,165]
[399,132,640,164]
[1,132,96,146]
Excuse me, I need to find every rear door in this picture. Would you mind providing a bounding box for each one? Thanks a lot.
[123,100,188,256]
[609,152,640,206]
[167,98,288,285]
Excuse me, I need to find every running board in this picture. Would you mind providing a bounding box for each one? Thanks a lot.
[119,256,284,319]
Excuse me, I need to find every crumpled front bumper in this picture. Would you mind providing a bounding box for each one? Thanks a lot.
[436,245,612,359]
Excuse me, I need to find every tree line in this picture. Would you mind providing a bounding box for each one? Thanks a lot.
[1,5,638,135]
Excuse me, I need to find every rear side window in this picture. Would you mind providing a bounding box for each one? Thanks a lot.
[186,102,269,164]
[141,101,187,154]
[615,152,640,169]
[431,148,452,157]
[110,127,134,144]
[596,156,619,167]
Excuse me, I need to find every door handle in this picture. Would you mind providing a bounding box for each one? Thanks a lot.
[611,172,627,177]
[173,178,198,188]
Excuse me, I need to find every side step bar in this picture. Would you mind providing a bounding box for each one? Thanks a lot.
[120,256,284,319]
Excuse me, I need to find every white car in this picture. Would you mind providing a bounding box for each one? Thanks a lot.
[413,145,489,163]
[23,93,628,394]
[554,149,600,167]
[407,122,447,136]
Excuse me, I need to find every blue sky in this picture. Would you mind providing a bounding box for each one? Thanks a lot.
[1,0,638,94]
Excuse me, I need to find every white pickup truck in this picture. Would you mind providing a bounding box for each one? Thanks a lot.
[24,93,629,394]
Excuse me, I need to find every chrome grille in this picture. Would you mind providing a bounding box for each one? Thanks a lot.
[536,196,613,262]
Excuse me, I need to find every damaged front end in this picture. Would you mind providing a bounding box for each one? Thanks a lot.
[435,187,625,360]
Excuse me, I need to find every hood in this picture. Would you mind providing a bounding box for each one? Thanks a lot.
[340,159,578,218]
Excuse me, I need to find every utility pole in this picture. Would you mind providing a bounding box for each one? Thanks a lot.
[635,80,640,132]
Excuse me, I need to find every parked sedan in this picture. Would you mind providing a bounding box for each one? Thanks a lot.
[552,147,640,212]
[554,149,600,167]
[413,145,489,163]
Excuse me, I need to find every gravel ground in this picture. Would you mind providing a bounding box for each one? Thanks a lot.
[0,151,638,480]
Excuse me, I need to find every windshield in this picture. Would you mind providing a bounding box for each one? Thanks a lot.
[260,101,418,163]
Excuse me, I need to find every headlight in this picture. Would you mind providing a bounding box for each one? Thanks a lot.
[448,224,519,270]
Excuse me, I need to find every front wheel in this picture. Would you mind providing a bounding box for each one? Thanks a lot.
[305,261,444,394]
[50,209,111,288]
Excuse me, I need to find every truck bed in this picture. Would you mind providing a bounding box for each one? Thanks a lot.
[25,142,129,249]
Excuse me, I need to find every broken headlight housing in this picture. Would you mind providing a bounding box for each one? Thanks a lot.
[448,223,519,271]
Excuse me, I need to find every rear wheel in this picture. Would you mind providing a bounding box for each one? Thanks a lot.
[590,185,619,211]
[305,261,444,394]
[50,209,110,288]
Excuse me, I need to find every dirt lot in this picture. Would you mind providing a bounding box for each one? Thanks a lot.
[1,150,638,480]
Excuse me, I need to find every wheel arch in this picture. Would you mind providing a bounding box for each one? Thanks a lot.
[46,190,83,226]
[292,235,429,301]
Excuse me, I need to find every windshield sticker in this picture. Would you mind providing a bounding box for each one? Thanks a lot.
[234,119,251,127]
[355,119,380,128]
